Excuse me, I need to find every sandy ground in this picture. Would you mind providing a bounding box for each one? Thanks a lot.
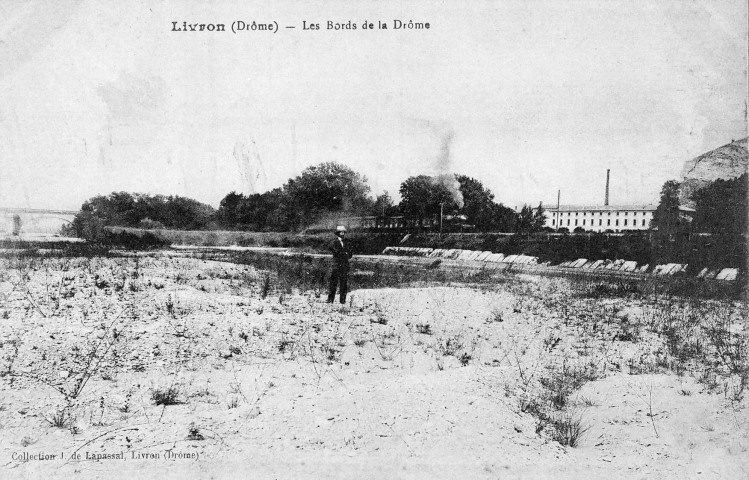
[0,255,747,479]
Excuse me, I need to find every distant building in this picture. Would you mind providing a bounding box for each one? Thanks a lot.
[535,169,656,232]
[542,204,656,232]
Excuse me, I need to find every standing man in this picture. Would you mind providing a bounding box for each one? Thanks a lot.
[328,225,353,304]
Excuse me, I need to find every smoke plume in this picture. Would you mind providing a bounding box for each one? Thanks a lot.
[432,129,464,209]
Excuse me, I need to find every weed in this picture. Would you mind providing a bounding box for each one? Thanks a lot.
[438,334,464,357]
[519,395,544,417]
[577,395,598,407]
[540,361,600,409]
[547,411,590,447]
[151,386,182,406]
[186,422,205,441]
[278,338,295,354]
[698,369,720,392]
[166,295,175,316]
[20,436,36,447]
[487,307,504,323]
[579,280,641,299]
[120,391,133,413]
[627,357,658,375]
[458,352,472,366]
[416,324,432,335]
[47,408,73,429]
[260,273,272,299]
[323,344,341,364]
[616,320,642,343]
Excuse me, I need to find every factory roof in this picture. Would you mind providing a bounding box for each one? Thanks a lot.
[540,204,656,212]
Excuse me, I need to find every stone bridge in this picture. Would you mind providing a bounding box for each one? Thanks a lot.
[0,207,78,235]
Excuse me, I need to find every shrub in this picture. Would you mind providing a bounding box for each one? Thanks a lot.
[151,386,182,406]
[578,280,641,298]
[539,362,599,409]
[547,412,590,447]
[47,408,73,429]
[186,422,205,440]
[416,324,432,335]
[260,273,272,299]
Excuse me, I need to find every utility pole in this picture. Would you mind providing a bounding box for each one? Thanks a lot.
[439,202,444,235]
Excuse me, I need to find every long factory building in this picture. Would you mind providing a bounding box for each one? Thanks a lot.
[543,204,656,232]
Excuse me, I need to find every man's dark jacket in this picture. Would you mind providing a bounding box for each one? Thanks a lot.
[329,237,353,270]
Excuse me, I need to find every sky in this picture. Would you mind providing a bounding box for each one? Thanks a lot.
[0,0,746,211]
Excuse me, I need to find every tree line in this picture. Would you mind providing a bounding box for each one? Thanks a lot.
[69,162,544,235]
[651,173,747,269]
[67,192,216,239]
[66,161,744,270]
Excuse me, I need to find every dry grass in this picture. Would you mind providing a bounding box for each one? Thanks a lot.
[0,248,744,458]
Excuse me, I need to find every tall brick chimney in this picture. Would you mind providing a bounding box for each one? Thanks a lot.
[605,169,610,206]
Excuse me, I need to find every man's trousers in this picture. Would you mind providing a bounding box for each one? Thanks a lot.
[327,267,348,304]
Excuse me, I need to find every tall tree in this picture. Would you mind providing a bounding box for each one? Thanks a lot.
[651,180,685,263]
[399,175,457,225]
[217,191,245,228]
[453,174,519,232]
[372,191,396,217]
[533,202,547,231]
[491,203,519,233]
[284,162,373,229]
[651,180,682,235]
[692,173,747,235]
[456,175,495,230]
[516,205,535,233]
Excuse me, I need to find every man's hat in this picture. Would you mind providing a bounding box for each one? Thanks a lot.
[335,225,346,233]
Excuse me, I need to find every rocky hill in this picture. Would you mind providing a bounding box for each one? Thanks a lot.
[680,137,748,206]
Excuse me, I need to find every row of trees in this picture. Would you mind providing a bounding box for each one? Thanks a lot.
[72,162,541,234]
[68,193,216,238]
[651,173,747,268]
[652,173,747,235]
[216,163,376,231]
[214,163,527,232]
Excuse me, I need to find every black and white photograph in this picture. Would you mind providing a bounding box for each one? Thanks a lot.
[0,1,747,478]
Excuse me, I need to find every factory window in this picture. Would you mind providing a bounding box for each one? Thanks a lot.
[624,219,628,226]
[552,220,555,226]
[607,219,610,226]
[583,220,586,226]
[599,219,602,226]
[624,212,628,216]
[575,212,578,216]
[567,220,570,226]
[575,220,578,226]
[616,212,619,216]
[642,219,646,226]
[616,220,619,226]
